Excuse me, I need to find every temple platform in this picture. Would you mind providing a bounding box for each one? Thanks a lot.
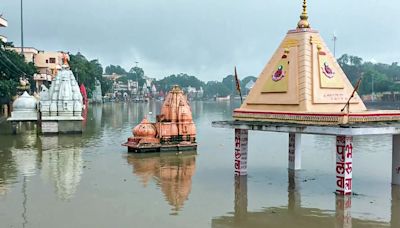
[212,120,400,136]
[212,120,400,195]
[122,142,197,153]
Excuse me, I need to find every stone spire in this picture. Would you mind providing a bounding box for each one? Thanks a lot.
[297,0,310,29]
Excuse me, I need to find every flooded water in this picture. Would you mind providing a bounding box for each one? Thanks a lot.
[0,101,399,228]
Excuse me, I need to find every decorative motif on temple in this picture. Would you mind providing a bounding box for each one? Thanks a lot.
[123,85,197,153]
[322,62,335,79]
[262,49,290,93]
[318,46,344,89]
[272,65,285,82]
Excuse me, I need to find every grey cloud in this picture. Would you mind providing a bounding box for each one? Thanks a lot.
[2,0,400,80]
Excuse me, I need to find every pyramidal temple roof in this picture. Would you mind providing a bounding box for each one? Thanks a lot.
[233,1,400,125]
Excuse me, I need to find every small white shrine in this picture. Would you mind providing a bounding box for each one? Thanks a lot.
[8,91,38,121]
[92,79,103,103]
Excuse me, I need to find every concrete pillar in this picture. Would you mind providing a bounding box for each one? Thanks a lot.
[336,136,353,195]
[2,104,8,117]
[11,122,17,135]
[234,176,247,221]
[391,186,400,227]
[288,133,302,170]
[234,129,248,176]
[392,135,400,185]
[335,195,352,228]
[288,170,301,211]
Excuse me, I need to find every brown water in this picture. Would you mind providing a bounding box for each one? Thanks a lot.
[0,101,398,228]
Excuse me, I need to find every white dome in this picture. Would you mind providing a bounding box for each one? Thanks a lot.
[13,91,37,111]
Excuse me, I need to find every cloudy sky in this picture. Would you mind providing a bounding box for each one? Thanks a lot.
[1,0,399,80]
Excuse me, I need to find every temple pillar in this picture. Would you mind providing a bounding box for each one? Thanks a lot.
[391,186,400,227]
[288,170,301,211]
[392,135,400,185]
[288,133,302,170]
[336,136,353,195]
[234,129,248,176]
[234,175,248,222]
[2,104,8,117]
[11,122,17,135]
[335,195,352,228]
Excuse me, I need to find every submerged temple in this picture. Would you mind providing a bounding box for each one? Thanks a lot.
[39,57,84,133]
[233,0,400,125]
[123,85,196,152]
[212,0,400,197]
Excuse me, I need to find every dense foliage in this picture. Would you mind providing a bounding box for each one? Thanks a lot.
[338,54,400,95]
[0,41,36,103]
[104,64,126,75]
[155,73,205,92]
[69,52,112,97]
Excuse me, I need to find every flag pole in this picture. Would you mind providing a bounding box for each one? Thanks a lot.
[234,66,243,104]
[341,76,363,113]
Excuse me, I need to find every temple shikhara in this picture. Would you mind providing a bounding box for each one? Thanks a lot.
[123,85,196,153]
[213,0,400,197]
[38,56,84,133]
[233,1,400,125]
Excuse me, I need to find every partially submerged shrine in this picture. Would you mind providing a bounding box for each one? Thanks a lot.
[39,58,83,134]
[213,0,400,196]
[123,85,197,153]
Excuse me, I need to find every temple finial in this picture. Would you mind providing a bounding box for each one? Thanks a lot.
[297,0,310,29]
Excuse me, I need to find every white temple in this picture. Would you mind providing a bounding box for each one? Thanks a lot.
[40,64,83,117]
[39,60,84,133]
[8,91,38,121]
[92,79,103,103]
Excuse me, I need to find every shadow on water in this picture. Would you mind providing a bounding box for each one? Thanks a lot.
[211,173,400,228]
[125,151,197,215]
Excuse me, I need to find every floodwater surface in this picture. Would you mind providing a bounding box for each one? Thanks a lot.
[0,101,398,228]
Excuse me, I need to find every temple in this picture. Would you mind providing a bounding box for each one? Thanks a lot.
[123,85,196,153]
[233,0,400,125]
[213,0,400,197]
[39,56,84,134]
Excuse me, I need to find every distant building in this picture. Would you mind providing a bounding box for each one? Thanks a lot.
[9,48,69,77]
[8,48,69,91]
[0,15,8,42]
[184,86,204,100]
[128,80,138,95]
[151,84,157,95]
[8,47,38,63]
[102,73,125,81]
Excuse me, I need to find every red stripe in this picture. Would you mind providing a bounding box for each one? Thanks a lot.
[233,110,400,118]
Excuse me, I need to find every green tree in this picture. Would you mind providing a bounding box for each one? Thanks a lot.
[0,41,36,103]
[204,81,230,98]
[156,73,205,91]
[105,65,126,75]
[69,52,112,97]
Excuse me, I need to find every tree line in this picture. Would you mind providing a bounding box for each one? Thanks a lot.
[338,54,400,95]
[2,43,400,104]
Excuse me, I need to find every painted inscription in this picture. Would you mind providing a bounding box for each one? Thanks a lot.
[235,129,248,176]
[336,136,353,195]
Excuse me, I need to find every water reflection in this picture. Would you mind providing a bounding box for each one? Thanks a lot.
[126,152,197,214]
[11,133,39,178]
[212,174,390,228]
[39,136,83,200]
[0,150,16,196]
